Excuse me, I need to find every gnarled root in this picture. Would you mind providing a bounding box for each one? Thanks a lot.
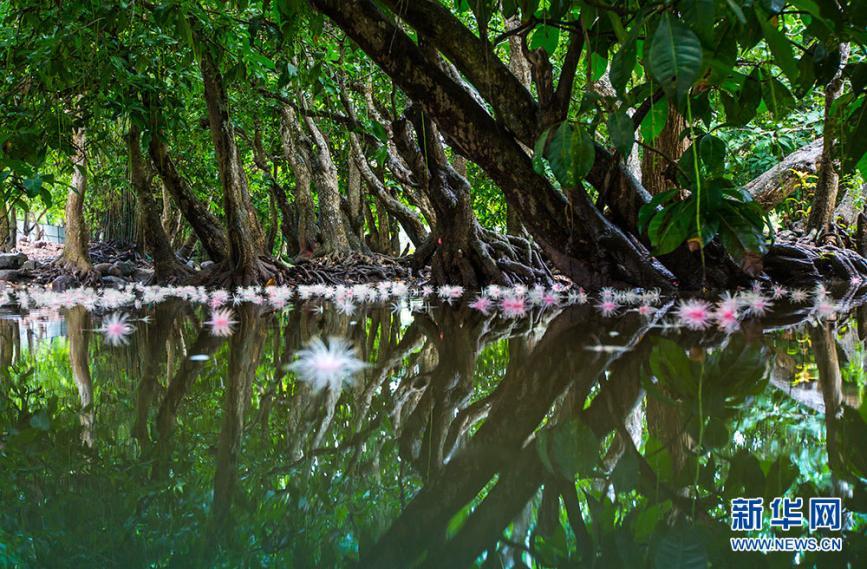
[415,221,552,287]
[195,255,287,287]
[764,242,867,286]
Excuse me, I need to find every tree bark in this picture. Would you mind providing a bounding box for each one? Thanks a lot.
[640,101,688,195]
[59,127,92,274]
[745,139,824,209]
[127,125,190,283]
[302,114,352,255]
[200,50,274,284]
[67,306,94,447]
[0,203,12,252]
[279,105,318,256]
[149,135,229,263]
[807,44,851,237]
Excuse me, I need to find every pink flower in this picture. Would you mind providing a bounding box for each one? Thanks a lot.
[500,295,527,318]
[742,291,772,317]
[771,284,787,300]
[637,304,656,317]
[813,299,837,319]
[469,296,493,315]
[99,313,135,346]
[676,299,712,330]
[206,308,237,337]
[541,292,559,307]
[714,300,740,333]
[596,300,619,317]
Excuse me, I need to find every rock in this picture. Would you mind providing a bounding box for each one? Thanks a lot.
[0,252,27,270]
[0,270,22,282]
[101,276,128,289]
[108,265,124,278]
[112,260,137,277]
[133,268,154,283]
[51,275,78,292]
[21,260,37,271]
[200,260,215,270]
[94,262,113,276]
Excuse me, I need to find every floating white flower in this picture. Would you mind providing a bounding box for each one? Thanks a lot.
[99,313,135,346]
[205,308,237,337]
[286,336,367,391]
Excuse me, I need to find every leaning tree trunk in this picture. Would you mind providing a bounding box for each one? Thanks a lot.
[807,44,851,239]
[148,134,229,263]
[412,110,550,286]
[127,125,191,283]
[58,127,92,275]
[200,51,277,285]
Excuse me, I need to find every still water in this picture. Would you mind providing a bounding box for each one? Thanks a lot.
[1,284,866,567]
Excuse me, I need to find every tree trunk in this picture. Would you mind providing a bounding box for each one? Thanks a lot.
[0,203,12,252]
[746,139,824,209]
[59,127,92,275]
[200,50,275,284]
[250,125,300,257]
[640,101,688,195]
[127,125,190,283]
[311,0,677,289]
[302,114,352,255]
[349,133,428,247]
[149,135,229,263]
[279,105,318,256]
[807,44,851,238]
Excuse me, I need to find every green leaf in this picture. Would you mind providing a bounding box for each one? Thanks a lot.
[755,6,799,83]
[640,98,669,142]
[761,73,795,118]
[682,0,716,45]
[545,122,595,187]
[610,28,639,96]
[529,24,560,54]
[699,134,726,173]
[647,14,704,98]
[607,110,635,157]
[653,525,709,569]
[648,202,692,255]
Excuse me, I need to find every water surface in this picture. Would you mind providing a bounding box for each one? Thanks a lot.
[1,287,866,567]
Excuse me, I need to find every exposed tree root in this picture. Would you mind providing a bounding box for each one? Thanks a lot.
[194,256,287,287]
[764,242,867,286]
[410,221,552,288]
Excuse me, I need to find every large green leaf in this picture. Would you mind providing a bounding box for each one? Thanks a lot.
[610,31,638,96]
[607,110,635,157]
[529,24,560,54]
[647,14,704,98]
[544,122,595,187]
[761,73,795,118]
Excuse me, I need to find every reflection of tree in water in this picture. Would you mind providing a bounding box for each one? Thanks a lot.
[66,306,94,448]
[3,298,867,566]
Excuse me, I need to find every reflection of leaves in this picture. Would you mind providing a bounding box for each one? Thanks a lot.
[633,500,672,543]
[612,448,639,489]
[763,454,797,501]
[724,450,765,500]
[653,524,709,569]
[537,417,600,479]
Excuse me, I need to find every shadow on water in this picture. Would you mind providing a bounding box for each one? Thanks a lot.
[1,296,867,567]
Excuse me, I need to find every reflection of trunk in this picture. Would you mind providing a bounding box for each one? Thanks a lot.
[67,307,94,447]
[127,126,189,283]
[810,323,844,471]
[200,51,271,284]
[132,302,180,444]
[211,305,266,532]
[807,44,851,237]
[59,128,92,274]
[148,135,229,263]
[0,319,16,382]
